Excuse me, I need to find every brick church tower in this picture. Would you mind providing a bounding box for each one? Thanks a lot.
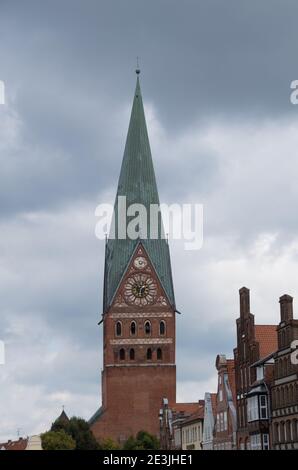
[90,71,176,444]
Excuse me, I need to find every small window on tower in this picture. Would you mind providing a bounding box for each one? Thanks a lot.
[159,321,165,336]
[145,321,151,335]
[119,348,125,360]
[147,348,152,360]
[130,321,136,336]
[129,348,135,360]
[116,321,122,337]
[157,348,162,360]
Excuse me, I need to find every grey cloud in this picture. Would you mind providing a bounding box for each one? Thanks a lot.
[1,0,298,439]
[1,0,298,216]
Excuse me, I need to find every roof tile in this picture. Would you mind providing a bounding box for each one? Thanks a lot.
[255,325,278,358]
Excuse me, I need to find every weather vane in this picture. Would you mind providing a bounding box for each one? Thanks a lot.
[136,56,140,75]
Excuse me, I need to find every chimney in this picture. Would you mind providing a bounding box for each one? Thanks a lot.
[279,295,293,322]
[239,287,250,318]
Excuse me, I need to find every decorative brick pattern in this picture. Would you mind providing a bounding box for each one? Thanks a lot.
[110,312,173,318]
[110,338,173,345]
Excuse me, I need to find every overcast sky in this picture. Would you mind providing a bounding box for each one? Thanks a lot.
[1,0,298,441]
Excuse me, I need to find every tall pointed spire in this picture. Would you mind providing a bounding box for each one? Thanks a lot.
[103,73,175,312]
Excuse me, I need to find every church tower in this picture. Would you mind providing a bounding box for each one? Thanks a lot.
[90,71,176,443]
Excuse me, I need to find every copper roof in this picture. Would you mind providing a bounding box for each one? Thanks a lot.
[104,76,175,311]
[255,324,278,358]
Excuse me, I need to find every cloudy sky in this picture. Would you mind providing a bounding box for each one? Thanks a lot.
[1,0,298,440]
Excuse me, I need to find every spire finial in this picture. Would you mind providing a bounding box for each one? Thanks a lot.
[136,56,140,75]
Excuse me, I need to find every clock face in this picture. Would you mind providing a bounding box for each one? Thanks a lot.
[133,256,147,269]
[124,274,157,306]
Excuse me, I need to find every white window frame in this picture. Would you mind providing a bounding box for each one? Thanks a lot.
[259,395,268,420]
[224,411,228,430]
[262,433,269,450]
[247,395,259,422]
[251,434,261,450]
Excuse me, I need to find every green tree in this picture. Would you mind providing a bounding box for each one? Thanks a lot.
[136,430,159,450]
[123,431,159,450]
[51,416,100,450]
[100,437,120,450]
[41,430,76,450]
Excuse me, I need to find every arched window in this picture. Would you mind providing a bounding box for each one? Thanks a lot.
[286,420,291,443]
[285,386,289,405]
[284,357,288,376]
[157,348,162,360]
[289,385,294,404]
[280,422,285,443]
[276,388,280,407]
[145,321,151,335]
[279,358,282,377]
[130,321,136,336]
[129,348,135,360]
[272,390,276,409]
[159,321,165,336]
[282,330,286,348]
[274,423,279,445]
[147,348,152,360]
[293,419,298,442]
[116,321,122,337]
[281,387,285,404]
[119,348,125,360]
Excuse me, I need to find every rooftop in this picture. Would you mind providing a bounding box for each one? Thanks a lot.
[255,324,278,358]
[0,437,28,451]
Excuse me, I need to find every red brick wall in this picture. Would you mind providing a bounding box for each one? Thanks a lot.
[91,365,176,443]
[91,244,177,444]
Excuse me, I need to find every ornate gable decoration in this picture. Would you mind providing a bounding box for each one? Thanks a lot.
[112,244,169,309]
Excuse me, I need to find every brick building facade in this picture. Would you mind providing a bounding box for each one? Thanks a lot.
[233,287,277,449]
[271,295,298,449]
[247,353,275,449]
[213,355,237,450]
[159,399,204,450]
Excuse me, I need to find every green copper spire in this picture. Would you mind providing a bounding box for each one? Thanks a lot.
[103,73,175,312]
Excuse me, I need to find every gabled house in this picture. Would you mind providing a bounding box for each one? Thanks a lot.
[159,398,204,450]
[202,392,217,450]
[271,295,298,450]
[213,355,237,450]
[247,352,275,449]
[233,287,278,449]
